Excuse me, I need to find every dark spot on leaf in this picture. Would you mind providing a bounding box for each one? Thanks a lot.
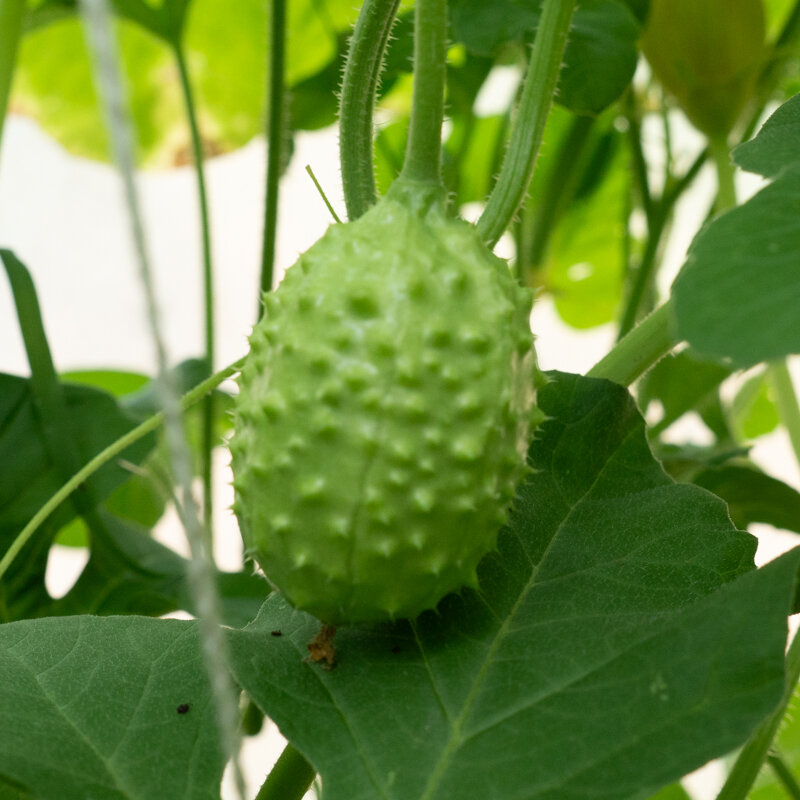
[271,630,282,637]
[391,645,401,654]
[177,703,190,714]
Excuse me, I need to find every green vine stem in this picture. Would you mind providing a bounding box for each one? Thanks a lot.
[259,0,286,299]
[711,136,737,212]
[0,0,24,154]
[174,43,216,535]
[767,752,800,800]
[715,630,800,800]
[255,744,316,800]
[0,357,243,586]
[398,0,447,186]
[588,301,677,387]
[767,360,800,471]
[339,0,401,218]
[476,0,577,248]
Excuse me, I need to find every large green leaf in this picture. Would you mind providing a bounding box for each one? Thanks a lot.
[227,373,800,800]
[14,0,359,164]
[49,511,266,627]
[449,0,640,114]
[0,615,225,800]
[0,373,155,620]
[671,168,800,366]
[733,92,800,179]
[692,465,800,534]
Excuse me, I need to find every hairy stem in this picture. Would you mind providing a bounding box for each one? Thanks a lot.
[259,0,286,301]
[399,0,447,185]
[174,44,216,535]
[255,744,316,800]
[477,0,576,247]
[0,358,244,585]
[715,630,800,800]
[339,0,401,218]
[0,0,23,155]
[588,302,677,386]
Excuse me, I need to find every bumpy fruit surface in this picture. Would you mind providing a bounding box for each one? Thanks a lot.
[642,0,766,137]
[230,183,542,624]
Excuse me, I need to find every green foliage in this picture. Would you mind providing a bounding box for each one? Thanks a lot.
[0,615,227,800]
[228,374,800,800]
[672,166,800,366]
[449,0,640,114]
[5,1,800,797]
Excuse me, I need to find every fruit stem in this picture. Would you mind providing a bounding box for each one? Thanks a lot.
[588,301,677,386]
[477,0,577,248]
[398,0,447,186]
[255,744,316,800]
[0,0,24,158]
[714,628,800,800]
[259,0,287,299]
[711,135,737,212]
[339,0,401,219]
[0,357,245,586]
[174,42,217,537]
[767,360,800,472]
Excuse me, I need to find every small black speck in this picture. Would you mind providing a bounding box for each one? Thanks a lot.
[271,630,282,637]
[177,703,190,714]
[391,645,401,655]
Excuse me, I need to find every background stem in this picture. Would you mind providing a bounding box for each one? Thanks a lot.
[711,136,737,211]
[0,0,24,156]
[476,0,576,247]
[339,0,401,219]
[0,358,244,585]
[588,302,677,386]
[715,631,800,800]
[767,360,800,471]
[174,44,216,536]
[399,0,447,185]
[255,744,316,800]
[259,0,286,301]
[767,752,800,799]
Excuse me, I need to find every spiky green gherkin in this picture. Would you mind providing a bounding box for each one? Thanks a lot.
[231,184,543,624]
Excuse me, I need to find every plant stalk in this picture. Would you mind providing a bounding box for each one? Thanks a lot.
[711,136,737,212]
[174,44,216,536]
[767,752,800,800]
[259,0,286,301]
[588,301,677,386]
[0,358,244,585]
[255,744,316,800]
[399,0,448,186]
[767,360,800,472]
[339,0,401,218]
[0,0,24,155]
[715,629,800,800]
[476,0,577,247]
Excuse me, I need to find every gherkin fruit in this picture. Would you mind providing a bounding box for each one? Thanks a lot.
[230,183,544,625]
